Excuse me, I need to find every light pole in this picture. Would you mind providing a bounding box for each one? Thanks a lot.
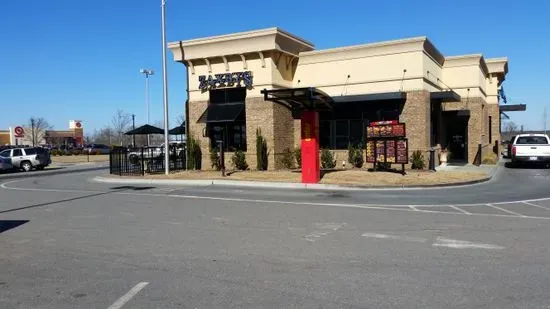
[140,68,154,145]
[160,0,170,175]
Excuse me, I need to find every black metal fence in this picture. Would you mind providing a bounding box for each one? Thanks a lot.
[109,146,186,176]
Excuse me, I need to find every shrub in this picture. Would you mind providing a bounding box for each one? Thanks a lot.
[210,146,221,171]
[186,136,202,170]
[64,150,72,156]
[281,148,295,169]
[50,149,59,156]
[347,144,364,168]
[294,147,302,168]
[72,149,82,156]
[482,152,499,165]
[231,150,248,170]
[256,128,268,170]
[321,149,336,169]
[411,150,425,170]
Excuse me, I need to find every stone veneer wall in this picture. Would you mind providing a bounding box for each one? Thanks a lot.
[487,104,501,154]
[443,97,490,163]
[399,91,431,165]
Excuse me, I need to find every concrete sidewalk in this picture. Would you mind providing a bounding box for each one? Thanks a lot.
[93,171,493,191]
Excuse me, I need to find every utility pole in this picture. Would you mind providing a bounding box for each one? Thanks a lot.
[132,114,136,147]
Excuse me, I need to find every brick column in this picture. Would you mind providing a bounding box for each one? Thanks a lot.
[487,104,501,154]
[400,91,431,165]
[187,100,210,169]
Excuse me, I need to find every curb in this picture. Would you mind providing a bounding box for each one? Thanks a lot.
[93,174,492,191]
[0,165,108,181]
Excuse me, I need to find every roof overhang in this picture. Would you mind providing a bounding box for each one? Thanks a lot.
[168,27,314,63]
[444,54,489,76]
[486,57,509,85]
[261,87,334,113]
[332,92,407,103]
[430,90,461,102]
[500,104,526,112]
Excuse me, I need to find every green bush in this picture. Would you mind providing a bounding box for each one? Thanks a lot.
[210,146,221,171]
[281,148,295,169]
[72,149,82,156]
[482,152,499,165]
[256,128,268,170]
[64,150,72,156]
[321,149,336,169]
[411,150,425,170]
[186,136,202,170]
[347,144,364,168]
[294,147,302,168]
[50,149,59,156]
[231,150,248,170]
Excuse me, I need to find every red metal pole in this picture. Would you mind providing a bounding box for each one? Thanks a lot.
[301,111,320,183]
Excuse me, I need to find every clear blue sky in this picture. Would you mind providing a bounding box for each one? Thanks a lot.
[1,0,549,133]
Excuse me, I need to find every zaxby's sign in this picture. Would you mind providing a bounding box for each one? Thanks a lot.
[198,71,253,90]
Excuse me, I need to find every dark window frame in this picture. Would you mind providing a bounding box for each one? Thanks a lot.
[207,88,247,152]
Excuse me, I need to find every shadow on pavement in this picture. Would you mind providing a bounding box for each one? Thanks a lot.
[505,162,550,169]
[0,220,29,233]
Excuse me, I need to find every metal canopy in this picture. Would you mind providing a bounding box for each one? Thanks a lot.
[430,91,461,102]
[332,92,407,103]
[124,124,164,135]
[197,102,245,123]
[169,123,186,135]
[500,104,526,112]
[261,87,334,112]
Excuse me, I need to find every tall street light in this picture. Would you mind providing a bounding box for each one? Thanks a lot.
[140,68,154,145]
[160,0,170,175]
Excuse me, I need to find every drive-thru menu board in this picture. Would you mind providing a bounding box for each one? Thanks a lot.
[366,121,409,174]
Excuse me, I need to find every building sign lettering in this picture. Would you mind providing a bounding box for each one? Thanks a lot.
[198,71,253,90]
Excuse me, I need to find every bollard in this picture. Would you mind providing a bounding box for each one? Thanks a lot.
[429,148,436,172]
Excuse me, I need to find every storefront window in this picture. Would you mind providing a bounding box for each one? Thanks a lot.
[318,100,403,149]
[207,88,247,151]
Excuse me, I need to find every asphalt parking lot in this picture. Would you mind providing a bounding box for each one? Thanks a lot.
[1,164,550,308]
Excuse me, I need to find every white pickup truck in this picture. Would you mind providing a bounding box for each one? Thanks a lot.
[511,134,550,165]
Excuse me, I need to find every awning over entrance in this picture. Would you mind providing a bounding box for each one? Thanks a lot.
[261,87,334,112]
[430,90,461,102]
[197,102,245,123]
[500,104,526,112]
[332,92,406,103]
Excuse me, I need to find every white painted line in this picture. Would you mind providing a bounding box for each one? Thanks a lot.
[361,233,427,243]
[522,201,550,211]
[4,180,550,220]
[448,205,471,215]
[107,282,149,309]
[433,237,504,250]
[487,203,526,217]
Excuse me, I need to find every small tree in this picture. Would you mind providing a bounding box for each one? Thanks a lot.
[347,144,364,168]
[294,147,302,168]
[232,150,248,170]
[27,117,52,146]
[256,128,268,170]
[321,149,336,169]
[281,148,295,169]
[111,109,131,146]
[411,150,425,170]
[186,136,202,170]
[210,146,221,171]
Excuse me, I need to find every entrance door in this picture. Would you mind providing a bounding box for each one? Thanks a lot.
[444,113,468,162]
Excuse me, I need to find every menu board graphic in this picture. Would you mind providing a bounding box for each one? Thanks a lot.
[366,141,375,163]
[396,140,408,164]
[376,141,386,162]
[386,140,396,163]
[366,123,406,138]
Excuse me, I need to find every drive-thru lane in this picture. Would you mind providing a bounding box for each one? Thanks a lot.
[1,164,550,308]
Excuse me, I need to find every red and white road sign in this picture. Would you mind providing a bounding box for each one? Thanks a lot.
[14,126,24,137]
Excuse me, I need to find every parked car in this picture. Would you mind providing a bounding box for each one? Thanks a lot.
[85,144,111,154]
[510,134,550,165]
[0,147,51,172]
[0,156,13,172]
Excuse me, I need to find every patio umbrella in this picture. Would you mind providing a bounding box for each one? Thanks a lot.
[124,124,164,146]
[124,124,164,135]
[169,122,186,143]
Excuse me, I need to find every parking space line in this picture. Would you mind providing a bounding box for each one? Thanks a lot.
[487,204,526,217]
[522,201,550,211]
[107,282,149,309]
[448,205,471,215]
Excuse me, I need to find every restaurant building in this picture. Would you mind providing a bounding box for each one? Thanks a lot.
[0,120,84,147]
[169,28,513,169]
